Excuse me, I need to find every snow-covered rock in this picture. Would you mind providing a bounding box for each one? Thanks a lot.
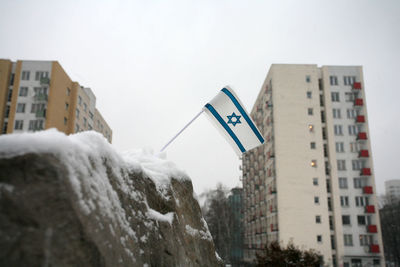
[0,129,222,267]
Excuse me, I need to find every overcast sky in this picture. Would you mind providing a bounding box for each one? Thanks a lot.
[1,0,399,195]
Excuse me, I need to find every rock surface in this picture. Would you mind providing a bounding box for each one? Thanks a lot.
[0,130,222,267]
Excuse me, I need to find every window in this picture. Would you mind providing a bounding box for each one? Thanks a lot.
[336,142,344,153]
[7,89,13,101]
[328,197,332,211]
[332,108,341,119]
[331,92,340,102]
[83,117,87,127]
[359,235,373,246]
[353,178,364,189]
[306,75,311,83]
[88,124,93,130]
[31,103,45,113]
[347,109,357,119]
[28,120,44,131]
[308,108,313,115]
[352,160,364,171]
[348,125,358,135]
[78,96,82,105]
[84,103,87,112]
[76,109,80,119]
[316,215,321,223]
[344,234,353,246]
[340,196,349,207]
[355,196,369,207]
[64,117,67,125]
[343,76,356,86]
[350,142,360,153]
[311,160,317,167]
[89,111,94,119]
[339,177,348,189]
[67,87,71,96]
[75,124,80,133]
[337,160,346,171]
[334,125,343,135]
[317,235,322,242]
[331,235,336,250]
[357,215,366,225]
[307,91,312,98]
[310,142,316,149]
[342,215,351,225]
[330,76,338,85]
[16,103,26,113]
[65,103,69,110]
[35,71,49,81]
[313,178,318,186]
[345,92,356,102]
[314,196,320,204]
[14,120,24,130]
[21,71,30,80]
[19,87,28,96]
[34,87,47,96]
[5,105,10,118]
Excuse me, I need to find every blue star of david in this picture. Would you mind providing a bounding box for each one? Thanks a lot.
[227,112,241,127]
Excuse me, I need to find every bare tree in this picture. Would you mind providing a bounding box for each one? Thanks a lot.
[380,199,400,266]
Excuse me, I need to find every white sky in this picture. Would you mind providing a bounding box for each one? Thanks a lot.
[1,0,399,195]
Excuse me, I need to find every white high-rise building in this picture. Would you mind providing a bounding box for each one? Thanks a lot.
[242,64,384,267]
[384,179,400,204]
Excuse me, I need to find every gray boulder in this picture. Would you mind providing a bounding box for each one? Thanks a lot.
[0,130,222,267]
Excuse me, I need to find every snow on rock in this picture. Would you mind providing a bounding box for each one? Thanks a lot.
[0,129,222,267]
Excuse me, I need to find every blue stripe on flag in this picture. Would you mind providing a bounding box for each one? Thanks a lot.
[221,88,265,144]
[204,103,246,153]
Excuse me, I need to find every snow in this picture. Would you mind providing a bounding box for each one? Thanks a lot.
[185,225,213,241]
[146,208,174,225]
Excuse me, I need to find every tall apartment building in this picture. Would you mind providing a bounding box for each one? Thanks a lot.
[242,64,383,266]
[384,179,400,204]
[0,59,112,142]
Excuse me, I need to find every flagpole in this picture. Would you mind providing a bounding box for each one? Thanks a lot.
[160,109,204,152]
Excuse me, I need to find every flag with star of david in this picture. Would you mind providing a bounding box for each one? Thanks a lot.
[204,86,265,156]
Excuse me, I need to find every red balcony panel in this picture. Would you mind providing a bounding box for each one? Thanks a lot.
[363,186,373,194]
[367,225,378,233]
[358,132,368,140]
[355,98,364,106]
[370,244,380,253]
[353,82,362,90]
[365,205,376,213]
[359,150,369,158]
[361,168,372,176]
[356,115,365,123]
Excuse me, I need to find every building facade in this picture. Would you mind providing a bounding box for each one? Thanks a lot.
[384,179,400,204]
[0,59,112,142]
[242,64,383,266]
[228,187,244,265]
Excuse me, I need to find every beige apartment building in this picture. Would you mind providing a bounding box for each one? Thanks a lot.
[0,59,112,142]
[242,64,383,266]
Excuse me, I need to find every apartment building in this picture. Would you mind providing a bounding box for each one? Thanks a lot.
[384,179,400,204]
[0,59,112,142]
[242,64,383,266]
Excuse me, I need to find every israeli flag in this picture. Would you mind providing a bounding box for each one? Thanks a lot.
[204,86,265,156]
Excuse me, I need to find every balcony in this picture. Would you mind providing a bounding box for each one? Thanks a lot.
[269,205,277,213]
[354,98,364,107]
[365,205,376,213]
[367,224,378,233]
[40,77,50,85]
[353,82,362,90]
[269,187,277,194]
[34,94,48,101]
[361,168,372,176]
[357,132,368,140]
[356,115,365,123]
[359,150,369,158]
[370,244,380,253]
[35,110,46,118]
[270,224,278,232]
[363,186,373,194]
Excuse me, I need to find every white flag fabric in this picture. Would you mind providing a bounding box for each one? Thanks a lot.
[203,86,265,156]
